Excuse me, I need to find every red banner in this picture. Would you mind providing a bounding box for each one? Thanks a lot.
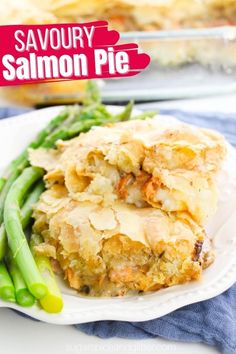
[0,21,150,86]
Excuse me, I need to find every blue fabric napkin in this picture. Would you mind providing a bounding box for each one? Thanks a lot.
[1,106,236,354]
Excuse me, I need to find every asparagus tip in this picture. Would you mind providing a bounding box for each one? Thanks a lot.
[40,295,64,313]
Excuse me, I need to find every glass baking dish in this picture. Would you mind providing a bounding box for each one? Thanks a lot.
[1,26,236,106]
[102,26,236,102]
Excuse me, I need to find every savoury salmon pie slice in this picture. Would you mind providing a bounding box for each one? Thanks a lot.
[30,117,226,224]
[32,184,213,297]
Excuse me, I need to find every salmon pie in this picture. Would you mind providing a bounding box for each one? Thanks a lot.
[30,116,226,296]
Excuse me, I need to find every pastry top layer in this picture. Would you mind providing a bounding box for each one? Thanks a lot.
[30,116,226,224]
[33,184,205,260]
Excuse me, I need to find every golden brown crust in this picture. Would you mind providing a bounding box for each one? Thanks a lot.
[33,185,208,296]
[30,117,226,224]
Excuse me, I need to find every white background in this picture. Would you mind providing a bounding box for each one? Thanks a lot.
[1,93,236,354]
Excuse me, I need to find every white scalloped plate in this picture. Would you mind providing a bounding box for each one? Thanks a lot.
[0,106,236,325]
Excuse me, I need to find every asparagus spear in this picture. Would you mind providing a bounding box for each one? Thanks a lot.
[1,181,45,306]
[0,178,5,193]
[8,181,45,306]
[30,234,63,313]
[21,181,45,228]
[131,111,157,120]
[4,167,47,299]
[0,181,45,262]
[115,101,134,122]
[0,262,15,302]
[7,252,35,307]
[0,225,6,261]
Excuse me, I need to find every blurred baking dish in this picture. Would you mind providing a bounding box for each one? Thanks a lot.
[29,0,236,32]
